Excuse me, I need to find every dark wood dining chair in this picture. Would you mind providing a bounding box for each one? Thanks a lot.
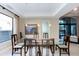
[34,33,39,39]
[49,38,55,56]
[11,34,24,56]
[57,36,70,56]
[24,38,37,56]
[20,32,23,39]
[43,33,49,39]
[42,38,55,56]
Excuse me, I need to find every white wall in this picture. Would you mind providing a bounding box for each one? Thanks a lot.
[19,17,59,40]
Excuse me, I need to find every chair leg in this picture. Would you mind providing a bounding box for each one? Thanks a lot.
[12,48,14,56]
[55,45,58,50]
[68,49,70,56]
[24,46,26,56]
[38,46,42,56]
[50,46,54,56]
[59,48,61,56]
[27,46,29,51]
[53,45,55,55]
[20,48,22,56]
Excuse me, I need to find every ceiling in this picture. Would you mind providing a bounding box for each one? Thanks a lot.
[64,7,79,17]
[1,3,79,18]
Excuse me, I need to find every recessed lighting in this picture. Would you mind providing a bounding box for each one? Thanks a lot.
[73,8,78,11]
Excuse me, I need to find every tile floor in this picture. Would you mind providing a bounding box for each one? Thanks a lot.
[0,41,79,56]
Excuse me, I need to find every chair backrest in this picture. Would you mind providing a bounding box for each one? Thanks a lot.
[25,34,39,40]
[24,38,37,47]
[20,32,23,39]
[34,34,39,39]
[42,38,55,53]
[42,38,54,46]
[11,34,18,48]
[49,38,55,45]
[43,33,49,39]
[49,38,55,53]
[64,35,70,48]
[42,39,49,46]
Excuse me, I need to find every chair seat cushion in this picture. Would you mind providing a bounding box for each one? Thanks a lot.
[18,43,24,46]
[58,45,68,48]
[14,43,24,48]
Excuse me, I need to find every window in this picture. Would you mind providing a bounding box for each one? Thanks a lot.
[59,17,77,41]
[0,13,12,43]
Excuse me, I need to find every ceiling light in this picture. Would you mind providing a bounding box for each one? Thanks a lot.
[73,8,78,11]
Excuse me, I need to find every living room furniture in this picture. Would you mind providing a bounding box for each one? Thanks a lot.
[23,37,55,56]
[11,34,24,56]
[42,38,55,56]
[24,38,37,56]
[56,36,70,56]
[70,36,79,44]
[43,33,49,39]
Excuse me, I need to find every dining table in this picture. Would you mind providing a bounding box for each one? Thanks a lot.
[23,38,55,56]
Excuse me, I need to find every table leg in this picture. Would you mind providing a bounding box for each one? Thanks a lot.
[38,45,42,56]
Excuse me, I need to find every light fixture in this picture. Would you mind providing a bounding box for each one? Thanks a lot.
[49,24,51,27]
[73,8,78,11]
[37,24,40,27]
[26,24,27,26]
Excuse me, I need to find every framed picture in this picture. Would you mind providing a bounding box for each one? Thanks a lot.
[25,24,38,34]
